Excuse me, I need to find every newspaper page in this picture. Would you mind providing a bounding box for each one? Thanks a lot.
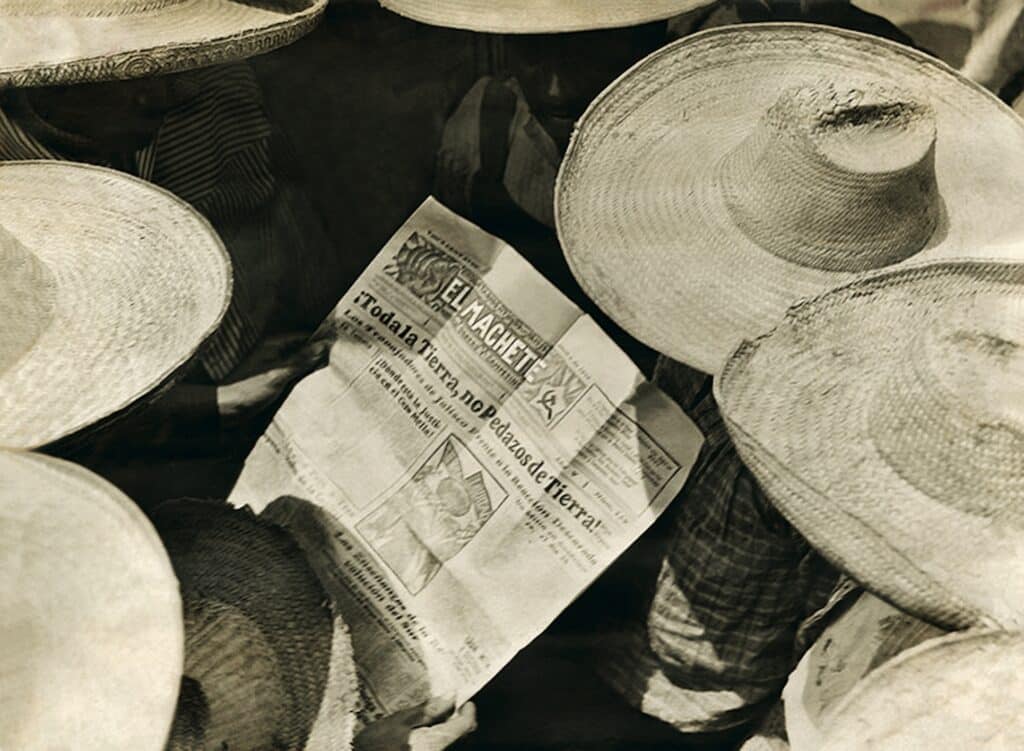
[783,592,945,749]
[229,197,704,716]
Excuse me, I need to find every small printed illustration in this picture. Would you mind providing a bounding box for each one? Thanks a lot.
[519,354,587,426]
[358,435,507,594]
[384,232,465,315]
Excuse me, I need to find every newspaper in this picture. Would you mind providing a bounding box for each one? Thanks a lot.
[783,592,945,749]
[229,197,703,717]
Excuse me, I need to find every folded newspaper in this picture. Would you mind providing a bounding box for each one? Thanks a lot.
[229,198,703,717]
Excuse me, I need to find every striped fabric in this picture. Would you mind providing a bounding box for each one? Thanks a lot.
[0,107,57,161]
[0,64,288,382]
[595,356,839,733]
[145,65,275,381]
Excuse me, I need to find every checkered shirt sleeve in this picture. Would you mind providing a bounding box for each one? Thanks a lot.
[595,356,839,732]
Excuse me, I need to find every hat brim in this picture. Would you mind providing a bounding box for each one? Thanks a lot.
[716,260,1024,630]
[556,23,1024,375]
[820,630,1024,750]
[0,161,231,449]
[0,0,326,88]
[0,450,183,751]
[379,0,712,33]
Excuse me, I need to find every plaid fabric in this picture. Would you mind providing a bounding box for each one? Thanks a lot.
[728,578,864,750]
[596,356,839,733]
[143,64,275,381]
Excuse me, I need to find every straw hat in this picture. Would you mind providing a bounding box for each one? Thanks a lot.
[0,1,327,89]
[153,499,358,751]
[378,0,715,33]
[0,449,184,751]
[716,259,1024,630]
[0,161,231,449]
[818,629,1024,750]
[556,23,1024,375]
[783,592,945,751]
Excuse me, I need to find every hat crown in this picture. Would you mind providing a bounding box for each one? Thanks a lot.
[721,82,941,272]
[0,0,185,15]
[870,300,1024,517]
[0,225,56,376]
[156,501,346,751]
[178,598,291,751]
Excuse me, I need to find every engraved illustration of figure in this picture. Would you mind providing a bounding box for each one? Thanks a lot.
[360,439,494,594]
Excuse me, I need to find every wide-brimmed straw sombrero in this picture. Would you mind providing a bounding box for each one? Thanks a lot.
[0,450,184,750]
[0,0,327,89]
[783,592,946,751]
[379,0,715,33]
[556,23,1024,374]
[716,259,1024,630]
[0,161,231,449]
[153,499,358,751]
[818,629,1024,750]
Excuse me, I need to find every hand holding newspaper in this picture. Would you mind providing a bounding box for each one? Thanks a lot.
[229,198,703,718]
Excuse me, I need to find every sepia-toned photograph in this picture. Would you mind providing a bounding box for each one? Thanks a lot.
[2,1,1023,750]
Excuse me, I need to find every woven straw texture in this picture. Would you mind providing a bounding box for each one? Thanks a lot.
[154,499,358,751]
[0,161,231,449]
[820,629,1024,750]
[556,23,1024,375]
[0,0,326,88]
[0,450,184,751]
[784,592,945,751]
[716,259,1024,630]
[379,0,713,33]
